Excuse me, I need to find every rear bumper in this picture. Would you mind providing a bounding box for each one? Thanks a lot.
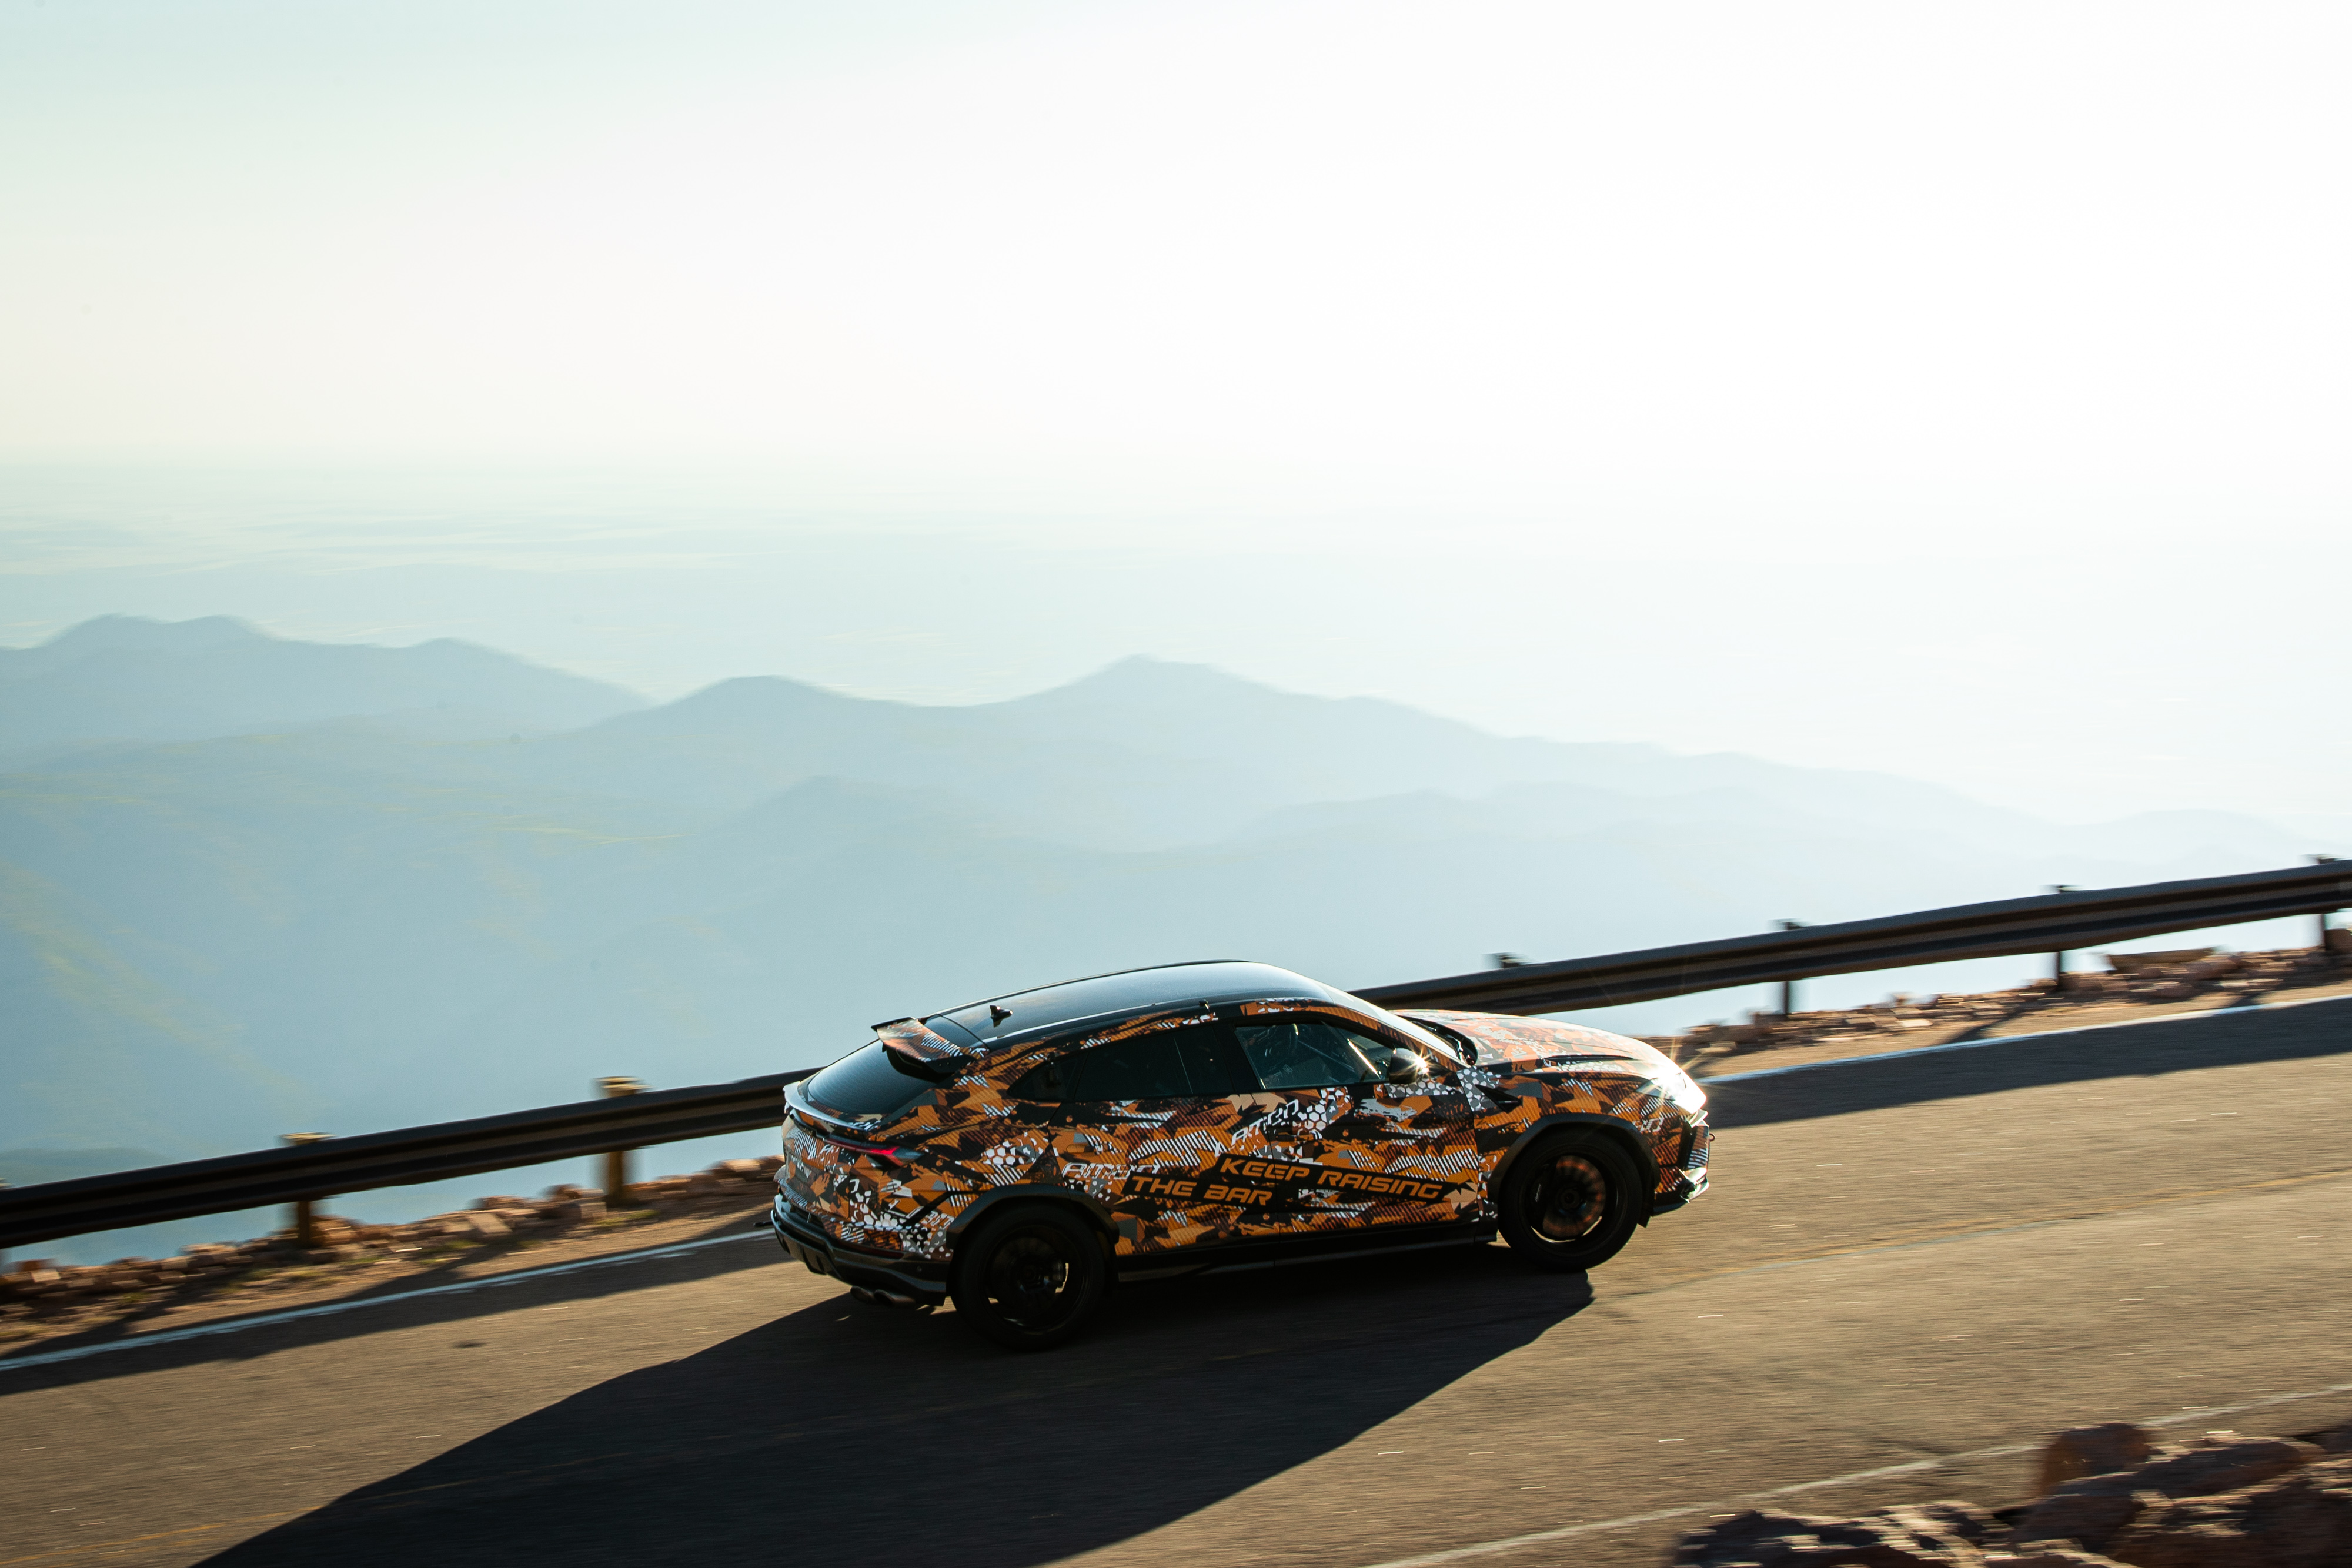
[769,1198,950,1300]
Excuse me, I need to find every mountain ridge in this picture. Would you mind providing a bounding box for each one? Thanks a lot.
[0,614,645,764]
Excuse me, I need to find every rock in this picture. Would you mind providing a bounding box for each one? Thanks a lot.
[2037,1424,2156,1497]
[1983,1553,2130,1567]
[463,1212,511,1238]
[2320,1420,2352,1455]
[2014,1489,2166,1553]
[1895,1503,2001,1546]
[2108,1453,2352,1568]
[2018,1436,2318,1553]
[2106,949,2218,975]
[716,1159,764,1176]
[1672,1503,1990,1566]
[2131,1435,2317,1497]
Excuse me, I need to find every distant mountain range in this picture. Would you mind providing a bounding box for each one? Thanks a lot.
[0,617,2330,1190]
[0,614,642,765]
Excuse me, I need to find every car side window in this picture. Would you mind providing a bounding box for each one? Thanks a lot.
[1236,1020,1395,1090]
[1067,1033,1196,1099]
[1011,1019,1258,1102]
[1008,1034,1191,1102]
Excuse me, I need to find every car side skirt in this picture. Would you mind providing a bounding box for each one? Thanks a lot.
[1110,1218,1495,1281]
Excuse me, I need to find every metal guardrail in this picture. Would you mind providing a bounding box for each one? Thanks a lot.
[2,861,2344,1251]
[1355,860,2352,1015]
[0,1072,813,1251]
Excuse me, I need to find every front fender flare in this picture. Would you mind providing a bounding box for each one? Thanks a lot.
[1489,1111,1664,1224]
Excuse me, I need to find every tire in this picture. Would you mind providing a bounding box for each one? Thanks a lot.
[1498,1129,1642,1273]
[949,1203,1107,1351]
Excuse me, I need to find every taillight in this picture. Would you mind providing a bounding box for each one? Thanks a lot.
[791,1109,920,1166]
[826,1132,921,1167]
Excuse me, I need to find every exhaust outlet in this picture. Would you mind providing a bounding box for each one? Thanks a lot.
[849,1285,921,1309]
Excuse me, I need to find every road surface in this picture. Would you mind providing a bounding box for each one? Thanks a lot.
[5,998,2349,1568]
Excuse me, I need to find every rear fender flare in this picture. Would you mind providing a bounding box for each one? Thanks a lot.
[1489,1112,1663,1225]
[941,1184,1120,1260]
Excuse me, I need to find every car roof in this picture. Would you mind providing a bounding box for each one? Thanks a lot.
[924,960,1361,1047]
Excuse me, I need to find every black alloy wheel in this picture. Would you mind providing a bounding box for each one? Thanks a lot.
[1498,1129,1641,1272]
[950,1203,1107,1350]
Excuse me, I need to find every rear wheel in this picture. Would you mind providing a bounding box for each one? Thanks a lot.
[950,1203,1106,1351]
[1498,1130,1641,1272]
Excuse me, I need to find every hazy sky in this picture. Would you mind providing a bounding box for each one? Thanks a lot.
[4,2,2347,830]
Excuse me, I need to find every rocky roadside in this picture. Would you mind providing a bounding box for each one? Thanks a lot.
[0,1156,785,1351]
[1662,938,2352,1080]
[1670,1419,2352,1567]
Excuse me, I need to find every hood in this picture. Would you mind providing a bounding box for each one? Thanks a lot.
[1399,1009,1681,1078]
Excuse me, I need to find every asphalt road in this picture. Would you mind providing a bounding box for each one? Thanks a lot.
[6,998,2350,1568]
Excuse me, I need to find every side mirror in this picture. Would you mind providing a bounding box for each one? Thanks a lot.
[1384,1051,1427,1084]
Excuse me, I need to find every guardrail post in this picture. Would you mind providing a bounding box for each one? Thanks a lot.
[597,1077,647,1203]
[1775,921,1806,1014]
[2311,856,2338,950]
[280,1133,332,1246]
[2047,886,2077,987]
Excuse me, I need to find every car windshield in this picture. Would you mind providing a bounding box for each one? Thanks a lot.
[803,1041,934,1124]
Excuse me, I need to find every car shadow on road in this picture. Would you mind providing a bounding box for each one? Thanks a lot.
[197,1244,1593,1568]
[1710,993,2352,1129]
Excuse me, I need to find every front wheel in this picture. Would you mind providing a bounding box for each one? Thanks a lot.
[1498,1130,1641,1273]
[950,1203,1107,1351]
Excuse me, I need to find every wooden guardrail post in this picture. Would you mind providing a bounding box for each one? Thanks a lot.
[280,1133,332,1246]
[1775,921,1806,1014]
[2047,887,2077,986]
[2312,856,2339,950]
[597,1077,646,1203]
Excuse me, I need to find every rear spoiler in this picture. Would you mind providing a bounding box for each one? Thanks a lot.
[871,1015,983,1069]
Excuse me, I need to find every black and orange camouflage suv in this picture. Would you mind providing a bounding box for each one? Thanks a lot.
[770,961,1712,1348]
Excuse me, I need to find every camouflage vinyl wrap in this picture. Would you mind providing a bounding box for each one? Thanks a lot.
[779,1004,1708,1266]
[1399,1009,1710,1201]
